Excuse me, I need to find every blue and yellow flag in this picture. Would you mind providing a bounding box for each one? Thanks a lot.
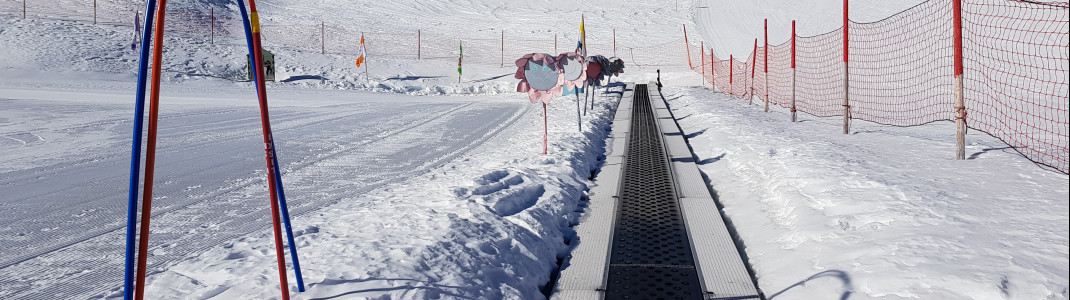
[577,16,587,56]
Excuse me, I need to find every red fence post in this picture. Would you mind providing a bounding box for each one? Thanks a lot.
[792,20,797,122]
[842,0,850,134]
[711,48,715,92]
[684,24,692,68]
[750,38,757,105]
[953,0,965,159]
[764,18,769,112]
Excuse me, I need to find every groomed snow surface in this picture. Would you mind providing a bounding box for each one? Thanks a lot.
[1,0,1068,299]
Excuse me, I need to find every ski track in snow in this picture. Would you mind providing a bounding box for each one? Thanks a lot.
[0,90,531,298]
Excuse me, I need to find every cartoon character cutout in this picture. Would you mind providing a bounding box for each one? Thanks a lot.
[557,52,587,94]
[515,53,564,104]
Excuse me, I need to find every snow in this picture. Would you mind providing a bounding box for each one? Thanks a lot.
[662,87,1069,299]
[1,0,1067,299]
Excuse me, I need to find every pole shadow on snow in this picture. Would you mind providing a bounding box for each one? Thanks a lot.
[968,146,1013,160]
[280,75,327,82]
[305,278,468,300]
[385,75,446,81]
[768,270,855,300]
[470,73,513,83]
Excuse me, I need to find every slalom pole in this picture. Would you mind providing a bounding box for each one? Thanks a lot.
[236,0,292,297]
[232,2,303,290]
[133,1,169,299]
[124,0,160,298]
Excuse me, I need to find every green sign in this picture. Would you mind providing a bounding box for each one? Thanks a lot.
[247,50,276,82]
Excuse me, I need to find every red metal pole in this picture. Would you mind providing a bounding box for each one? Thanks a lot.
[792,21,796,70]
[247,0,291,298]
[953,0,965,159]
[792,20,797,122]
[843,0,849,63]
[133,1,167,299]
[683,24,692,69]
[843,0,850,134]
[750,39,757,104]
[764,18,769,112]
[751,39,757,79]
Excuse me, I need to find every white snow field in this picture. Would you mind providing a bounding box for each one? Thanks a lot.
[1,0,1067,299]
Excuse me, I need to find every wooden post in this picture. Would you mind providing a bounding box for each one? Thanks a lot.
[362,32,368,79]
[321,21,325,54]
[843,0,850,134]
[764,18,769,112]
[953,0,966,159]
[792,20,798,122]
[417,30,421,60]
[711,48,715,92]
[683,24,692,69]
[501,30,504,68]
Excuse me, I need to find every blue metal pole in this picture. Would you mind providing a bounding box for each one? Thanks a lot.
[124,0,159,298]
[270,145,305,291]
[235,0,304,292]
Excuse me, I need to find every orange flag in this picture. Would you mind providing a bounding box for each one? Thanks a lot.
[355,35,366,67]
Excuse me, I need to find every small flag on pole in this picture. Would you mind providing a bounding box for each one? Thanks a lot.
[577,16,586,56]
[457,41,463,75]
[132,12,140,51]
[355,35,366,68]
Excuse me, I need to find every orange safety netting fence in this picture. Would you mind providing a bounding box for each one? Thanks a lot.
[1,1,687,68]
[686,0,1068,173]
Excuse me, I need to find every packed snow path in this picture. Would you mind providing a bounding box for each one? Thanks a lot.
[0,90,528,298]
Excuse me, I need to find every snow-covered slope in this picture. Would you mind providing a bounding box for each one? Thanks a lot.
[1,0,1067,299]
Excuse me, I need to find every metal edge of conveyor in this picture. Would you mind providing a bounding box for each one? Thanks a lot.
[649,83,765,300]
[643,83,715,298]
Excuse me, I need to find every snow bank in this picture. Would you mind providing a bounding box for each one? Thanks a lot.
[663,86,1069,299]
